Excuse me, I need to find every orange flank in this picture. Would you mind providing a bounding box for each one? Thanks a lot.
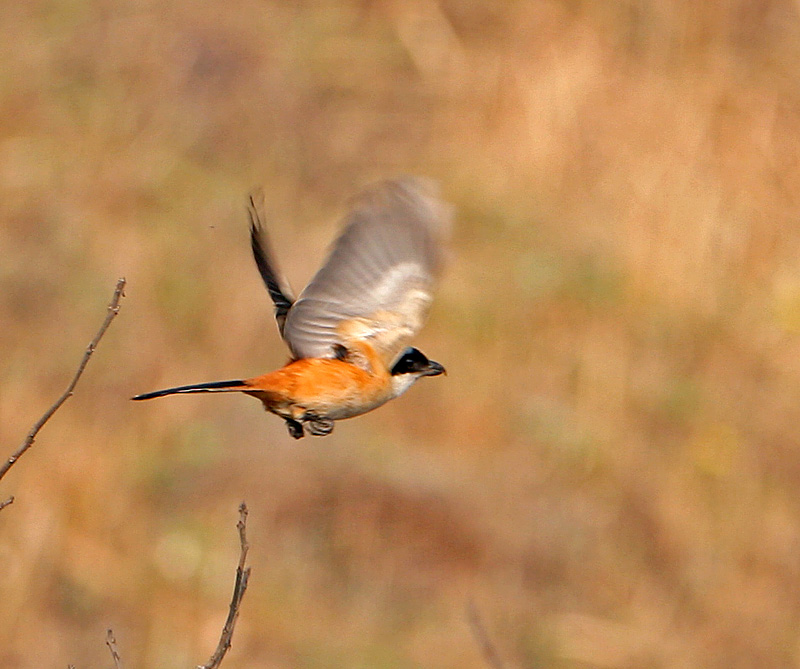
[242,355,393,423]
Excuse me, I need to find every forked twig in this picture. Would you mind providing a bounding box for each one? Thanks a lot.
[467,600,506,669]
[0,278,126,503]
[106,628,123,668]
[198,502,251,669]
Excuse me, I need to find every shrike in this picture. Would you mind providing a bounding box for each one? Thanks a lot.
[133,178,449,438]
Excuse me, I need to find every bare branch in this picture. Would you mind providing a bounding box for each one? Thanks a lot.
[467,600,506,669]
[105,628,123,669]
[198,502,251,669]
[0,278,126,493]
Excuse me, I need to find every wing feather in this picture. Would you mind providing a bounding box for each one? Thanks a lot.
[248,190,295,335]
[282,178,450,366]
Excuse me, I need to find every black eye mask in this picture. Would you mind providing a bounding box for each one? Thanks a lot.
[390,347,431,375]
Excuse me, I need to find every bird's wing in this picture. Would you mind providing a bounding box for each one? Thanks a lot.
[282,177,450,367]
[249,190,295,336]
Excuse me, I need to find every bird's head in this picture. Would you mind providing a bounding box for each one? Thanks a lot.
[389,347,445,397]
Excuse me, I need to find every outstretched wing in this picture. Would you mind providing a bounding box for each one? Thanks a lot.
[283,177,450,367]
[249,190,295,335]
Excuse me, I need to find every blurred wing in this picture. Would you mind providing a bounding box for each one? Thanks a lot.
[283,178,450,366]
[248,190,295,335]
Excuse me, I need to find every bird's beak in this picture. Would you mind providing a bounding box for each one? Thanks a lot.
[425,360,446,377]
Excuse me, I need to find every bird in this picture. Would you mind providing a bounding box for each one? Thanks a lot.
[132,177,449,439]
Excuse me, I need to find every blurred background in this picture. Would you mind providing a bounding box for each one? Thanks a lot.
[2,1,800,666]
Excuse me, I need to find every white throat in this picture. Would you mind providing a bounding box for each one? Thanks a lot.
[390,373,421,398]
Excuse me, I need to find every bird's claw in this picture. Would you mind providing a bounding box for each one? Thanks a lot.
[305,414,334,436]
[286,418,304,439]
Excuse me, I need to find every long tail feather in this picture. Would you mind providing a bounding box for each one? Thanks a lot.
[132,379,248,401]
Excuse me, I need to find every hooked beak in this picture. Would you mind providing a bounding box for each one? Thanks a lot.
[424,360,446,377]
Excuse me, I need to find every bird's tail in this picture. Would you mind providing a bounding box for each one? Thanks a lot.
[132,379,248,401]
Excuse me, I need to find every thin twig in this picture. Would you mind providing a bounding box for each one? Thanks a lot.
[198,502,251,669]
[0,496,14,511]
[0,278,126,491]
[467,600,506,669]
[105,628,123,669]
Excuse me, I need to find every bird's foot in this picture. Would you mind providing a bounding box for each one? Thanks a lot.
[285,418,304,439]
[304,414,334,436]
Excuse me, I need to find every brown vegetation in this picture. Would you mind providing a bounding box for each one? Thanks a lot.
[3,1,800,666]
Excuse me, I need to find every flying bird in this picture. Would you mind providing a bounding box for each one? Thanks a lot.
[132,178,449,438]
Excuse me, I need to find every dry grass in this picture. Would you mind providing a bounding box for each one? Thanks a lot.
[3,0,800,666]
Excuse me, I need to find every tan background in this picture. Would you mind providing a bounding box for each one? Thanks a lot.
[3,1,800,667]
